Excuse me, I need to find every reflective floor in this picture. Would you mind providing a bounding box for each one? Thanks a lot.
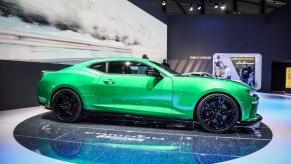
[13,111,272,164]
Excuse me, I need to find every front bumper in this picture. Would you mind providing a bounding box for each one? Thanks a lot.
[238,94,262,127]
[239,113,262,126]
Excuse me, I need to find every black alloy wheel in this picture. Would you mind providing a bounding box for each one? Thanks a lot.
[196,93,239,133]
[51,89,83,122]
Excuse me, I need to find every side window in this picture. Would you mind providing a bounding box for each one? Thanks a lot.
[89,62,106,73]
[108,61,151,75]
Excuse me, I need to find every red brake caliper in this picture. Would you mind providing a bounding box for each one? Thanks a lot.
[205,110,212,118]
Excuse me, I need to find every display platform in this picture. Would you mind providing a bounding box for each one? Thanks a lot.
[13,112,272,164]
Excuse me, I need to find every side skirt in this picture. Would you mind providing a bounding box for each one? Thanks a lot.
[84,110,195,129]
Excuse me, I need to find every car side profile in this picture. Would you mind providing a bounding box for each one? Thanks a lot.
[37,57,262,133]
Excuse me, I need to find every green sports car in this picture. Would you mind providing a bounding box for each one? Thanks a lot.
[37,57,262,133]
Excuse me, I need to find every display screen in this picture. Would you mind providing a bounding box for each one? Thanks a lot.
[230,57,256,87]
[213,53,262,89]
[286,67,291,89]
[0,0,167,64]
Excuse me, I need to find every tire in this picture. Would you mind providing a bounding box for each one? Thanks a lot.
[51,89,83,123]
[196,93,239,133]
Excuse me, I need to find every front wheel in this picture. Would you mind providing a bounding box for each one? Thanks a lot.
[196,93,239,133]
[51,89,83,123]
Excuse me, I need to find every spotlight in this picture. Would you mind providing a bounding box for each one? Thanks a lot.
[189,6,194,11]
[273,0,279,4]
[162,0,166,6]
[214,2,219,9]
[189,0,194,11]
[197,3,202,10]
[220,2,226,10]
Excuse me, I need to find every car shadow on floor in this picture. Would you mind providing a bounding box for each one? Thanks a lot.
[40,111,271,138]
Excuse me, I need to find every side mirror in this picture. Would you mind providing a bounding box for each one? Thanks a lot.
[146,68,163,80]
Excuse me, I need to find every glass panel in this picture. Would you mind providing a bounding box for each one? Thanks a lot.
[90,62,106,73]
[108,61,150,75]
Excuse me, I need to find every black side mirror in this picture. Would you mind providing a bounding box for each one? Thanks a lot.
[146,68,163,80]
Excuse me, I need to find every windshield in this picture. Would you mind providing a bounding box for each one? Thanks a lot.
[150,61,181,76]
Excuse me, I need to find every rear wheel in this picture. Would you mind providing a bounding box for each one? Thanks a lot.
[196,93,239,133]
[51,89,83,122]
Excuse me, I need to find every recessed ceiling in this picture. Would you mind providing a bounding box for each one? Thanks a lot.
[152,0,289,15]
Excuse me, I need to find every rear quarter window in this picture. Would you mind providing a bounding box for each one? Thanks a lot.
[89,62,106,73]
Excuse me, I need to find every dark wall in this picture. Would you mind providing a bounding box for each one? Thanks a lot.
[129,0,168,24]
[0,60,69,110]
[168,6,291,92]
[271,62,291,91]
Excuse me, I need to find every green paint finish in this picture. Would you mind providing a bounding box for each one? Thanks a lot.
[37,57,260,123]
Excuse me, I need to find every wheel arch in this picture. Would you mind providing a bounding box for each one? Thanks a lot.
[193,91,242,123]
[49,85,86,110]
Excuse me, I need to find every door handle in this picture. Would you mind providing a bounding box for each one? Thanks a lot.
[103,80,115,84]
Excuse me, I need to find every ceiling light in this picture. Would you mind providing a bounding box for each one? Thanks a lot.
[162,0,166,6]
[214,2,219,9]
[189,6,194,11]
[189,0,194,11]
[197,3,202,10]
[125,61,131,66]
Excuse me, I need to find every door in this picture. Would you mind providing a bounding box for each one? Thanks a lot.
[95,60,173,118]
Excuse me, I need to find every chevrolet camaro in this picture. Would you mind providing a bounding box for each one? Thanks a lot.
[37,58,262,133]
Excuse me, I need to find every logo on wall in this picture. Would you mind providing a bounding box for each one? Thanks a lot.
[190,56,212,60]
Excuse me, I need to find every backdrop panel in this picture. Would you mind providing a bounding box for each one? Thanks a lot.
[0,0,167,64]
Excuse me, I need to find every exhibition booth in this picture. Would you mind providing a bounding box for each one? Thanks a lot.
[0,0,291,164]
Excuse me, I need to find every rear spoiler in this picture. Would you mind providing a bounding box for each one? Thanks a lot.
[41,70,56,77]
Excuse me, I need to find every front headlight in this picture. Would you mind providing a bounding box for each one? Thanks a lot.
[247,90,256,96]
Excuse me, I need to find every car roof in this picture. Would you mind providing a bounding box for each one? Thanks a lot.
[79,57,150,66]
